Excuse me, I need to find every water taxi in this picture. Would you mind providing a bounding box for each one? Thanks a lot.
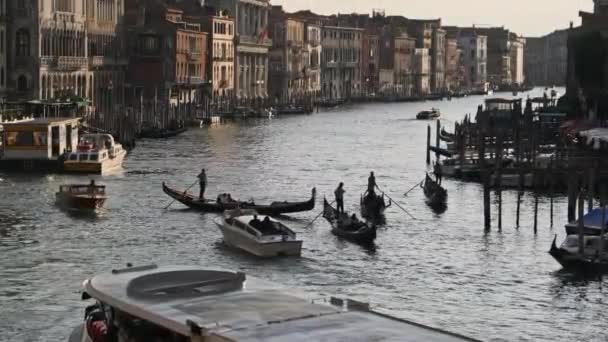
[215,209,302,257]
[55,181,106,211]
[416,108,441,120]
[68,264,480,342]
[63,134,126,174]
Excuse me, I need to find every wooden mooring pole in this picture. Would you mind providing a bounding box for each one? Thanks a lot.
[426,125,431,165]
[435,120,440,161]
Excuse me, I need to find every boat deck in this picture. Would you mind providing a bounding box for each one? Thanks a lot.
[84,265,478,342]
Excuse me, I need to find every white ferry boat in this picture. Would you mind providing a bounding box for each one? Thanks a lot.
[63,134,126,174]
[215,209,302,257]
[68,265,480,342]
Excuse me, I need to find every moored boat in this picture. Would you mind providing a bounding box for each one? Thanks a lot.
[360,191,390,222]
[323,198,376,245]
[68,264,480,342]
[162,183,316,216]
[55,181,106,210]
[63,134,126,174]
[549,235,608,272]
[416,108,441,120]
[215,209,302,257]
[565,208,608,236]
[276,104,313,115]
[422,173,447,208]
[138,124,187,139]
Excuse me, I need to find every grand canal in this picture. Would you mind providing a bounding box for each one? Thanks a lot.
[1,89,606,342]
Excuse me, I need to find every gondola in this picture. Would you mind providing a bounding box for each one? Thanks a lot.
[549,235,608,272]
[422,173,447,208]
[323,198,376,245]
[162,183,316,216]
[138,126,187,139]
[360,191,391,222]
[439,128,455,142]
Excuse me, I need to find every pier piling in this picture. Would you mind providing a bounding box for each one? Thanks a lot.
[426,125,431,165]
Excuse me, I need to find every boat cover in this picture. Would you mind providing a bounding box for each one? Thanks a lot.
[566,208,608,232]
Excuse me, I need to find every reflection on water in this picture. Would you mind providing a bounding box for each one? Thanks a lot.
[2,88,605,342]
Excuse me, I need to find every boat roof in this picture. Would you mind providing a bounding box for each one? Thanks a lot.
[566,208,608,231]
[83,265,478,342]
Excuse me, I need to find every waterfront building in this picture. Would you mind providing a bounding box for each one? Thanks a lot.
[321,26,363,100]
[509,34,525,85]
[7,0,127,116]
[413,48,430,96]
[306,23,322,97]
[407,19,444,93]
[125,1,208,123]
[203,9,235,99]
[206,0,271,100]
[566,0,608,119]
[269,7,308,102]
[444,37,463,91]
[446,28,487,91]
[525,29,568,87]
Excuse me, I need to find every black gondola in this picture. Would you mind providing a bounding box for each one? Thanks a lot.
[549,236,608,272]
[422,173,447,208]
[162,183,316,216]
[139,127,187,139]
[276,105,313,115]
[323,198,376,245]
[439,128,455,142]
[360,192,391,222]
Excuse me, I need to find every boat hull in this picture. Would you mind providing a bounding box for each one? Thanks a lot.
[216,220,302,257]
[55,193,106,210]
[323,198,376,245]
[139,127,187,139]
[422,174,447,208]
[63,150,126,174]
[549,237,608,272]
[162,183,315,216]
[360,193,389,222]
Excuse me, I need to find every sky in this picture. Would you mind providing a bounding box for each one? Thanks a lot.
[271,0,594,37]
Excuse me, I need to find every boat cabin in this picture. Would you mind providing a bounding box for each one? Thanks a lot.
[0,117,80,169]
[225,209,296,241]
[478,98,521,128]
[59,183,106,196]
[65,134,121,163]
[71,265,479,342]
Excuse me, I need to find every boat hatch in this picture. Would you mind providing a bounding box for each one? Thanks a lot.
[126,270,245,299]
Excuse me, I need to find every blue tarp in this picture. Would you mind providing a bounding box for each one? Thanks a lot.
[567,208,608,232]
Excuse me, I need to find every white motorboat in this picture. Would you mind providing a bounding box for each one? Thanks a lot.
[215,209,302,257]
[63,134,126,174]
[68,264,479,342]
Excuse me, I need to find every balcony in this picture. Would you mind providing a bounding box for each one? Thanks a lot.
[89,56,128,67]
[57,56,88,71]
[40,57,57,67]
[238,35,272,47]
[54,11,76,23]
[187,51,202,60]
[188,77,206,85]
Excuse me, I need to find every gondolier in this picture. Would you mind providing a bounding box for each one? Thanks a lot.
[198,169,207,199]
[334,182,345,215]
[367,171,376,195]
[433,162,443,185]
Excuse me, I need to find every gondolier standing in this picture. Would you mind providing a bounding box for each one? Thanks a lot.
[334,182,345,215]
[198,169,207,199]
[367,172,376,196]
[433,162,443,185]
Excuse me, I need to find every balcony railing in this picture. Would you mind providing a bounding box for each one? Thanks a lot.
[188,77,206,85]
[89,56,128,67]
[54,11,76,23]
[187,51,202,60]
[57,56,88,70]
[238,35,272,47]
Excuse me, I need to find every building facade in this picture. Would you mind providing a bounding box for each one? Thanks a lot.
[207,0,271,100]
[321,26,363,99]
[7,0,127,116]
[206,10,235,99]
[444,37,462,91]
[394,34,416,96]
[306,23,321,96]
[509,34,525,85]
[413,48,430,96]
[431,28,446,92]
[456,32,487,90]
[362,33,379,96]
[525,29,568,86]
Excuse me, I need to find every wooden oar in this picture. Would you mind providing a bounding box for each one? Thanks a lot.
[377,185,417,220]
[164,180,198,210]
[303,199,335,229]
[404,178,424,196]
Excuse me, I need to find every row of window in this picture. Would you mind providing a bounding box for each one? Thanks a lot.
[323,30,361,41]
[213,42,233,59]
[177,62,202,79]
[214,22,233,36]
[322,48,361,64]
[5,131,47,147]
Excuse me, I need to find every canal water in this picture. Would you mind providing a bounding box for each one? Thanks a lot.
[2,88,606,342]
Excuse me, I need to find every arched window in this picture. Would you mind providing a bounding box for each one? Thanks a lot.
[17,75,27,92]
[16,29,30,56]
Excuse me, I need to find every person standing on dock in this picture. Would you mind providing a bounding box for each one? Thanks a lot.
[198,169,207,199]
[367,172,377,196]
[335,182,345,215]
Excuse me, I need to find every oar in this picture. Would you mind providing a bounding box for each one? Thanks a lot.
[377,185,417,220]
[404,179,424,196]
[164,180,198,210]
[303,200,335,229]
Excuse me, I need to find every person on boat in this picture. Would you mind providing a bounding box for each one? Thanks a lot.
[367,172,377,196]
[433,162,443,185]
[249,215,261,229]
[334,182,345,215]
[197,169,207,199]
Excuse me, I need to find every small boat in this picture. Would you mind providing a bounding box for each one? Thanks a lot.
[360,191,390,222]
[63,134,126,174]
[68,264,480,342]
[422,173,447,208]
[549,235,608,272]
[214,209,302,257]
[276,104,312,115]
[565,208,608,236]
[439,127,455,142]
[323,198,376,245]
[416,108,441,120]
[138,122,187,139]
[55,181,106,210]
[162,183,316,216]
